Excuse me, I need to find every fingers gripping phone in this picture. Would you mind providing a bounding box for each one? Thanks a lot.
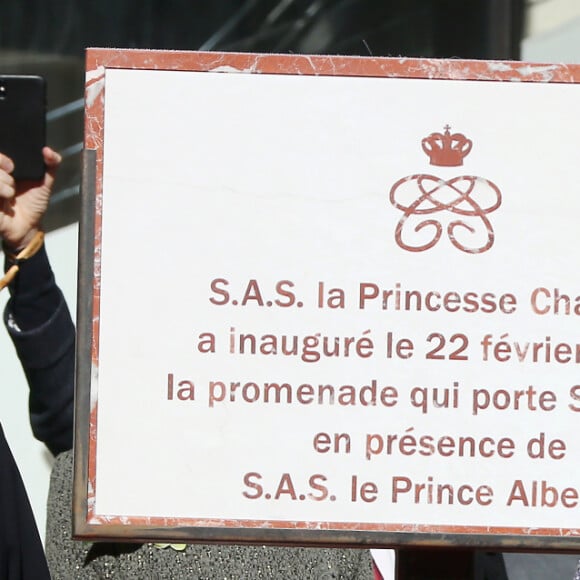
[0,75,46,181]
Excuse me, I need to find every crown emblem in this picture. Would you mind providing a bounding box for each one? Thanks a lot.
[421,125,472,166]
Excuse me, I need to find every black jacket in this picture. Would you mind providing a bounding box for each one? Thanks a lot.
[2,244,75,579]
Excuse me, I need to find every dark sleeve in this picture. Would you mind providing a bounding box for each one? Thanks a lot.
[3,244,75,456]
[0,424,51,579]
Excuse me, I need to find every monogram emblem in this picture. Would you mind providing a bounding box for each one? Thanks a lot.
[389,126,502,254]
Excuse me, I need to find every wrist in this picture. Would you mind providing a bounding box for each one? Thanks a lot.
[1,231,45,293]
[3,228,41,257]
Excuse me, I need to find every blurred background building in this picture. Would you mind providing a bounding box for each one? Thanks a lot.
[0,1,579,577]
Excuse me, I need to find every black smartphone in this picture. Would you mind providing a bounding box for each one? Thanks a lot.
[0,74,46,181]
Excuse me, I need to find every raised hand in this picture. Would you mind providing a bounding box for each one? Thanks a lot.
[0,146,61,250]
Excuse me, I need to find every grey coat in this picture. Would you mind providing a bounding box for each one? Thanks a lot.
[46,450,374,580]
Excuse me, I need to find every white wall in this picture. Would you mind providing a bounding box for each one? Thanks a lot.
[522,0,580,64]
[0,222,78,543]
